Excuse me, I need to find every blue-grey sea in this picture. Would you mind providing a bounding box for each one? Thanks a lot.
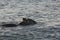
[0,0,60,40]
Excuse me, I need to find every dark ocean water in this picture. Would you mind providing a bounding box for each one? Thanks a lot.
[0,0,60,40]
[0,23,60,40]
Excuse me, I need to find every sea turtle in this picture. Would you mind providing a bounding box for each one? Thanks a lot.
[19,18,37,26]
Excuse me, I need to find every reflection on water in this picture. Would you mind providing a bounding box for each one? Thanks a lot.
[0,0,60,40]
[0,23,59,40]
